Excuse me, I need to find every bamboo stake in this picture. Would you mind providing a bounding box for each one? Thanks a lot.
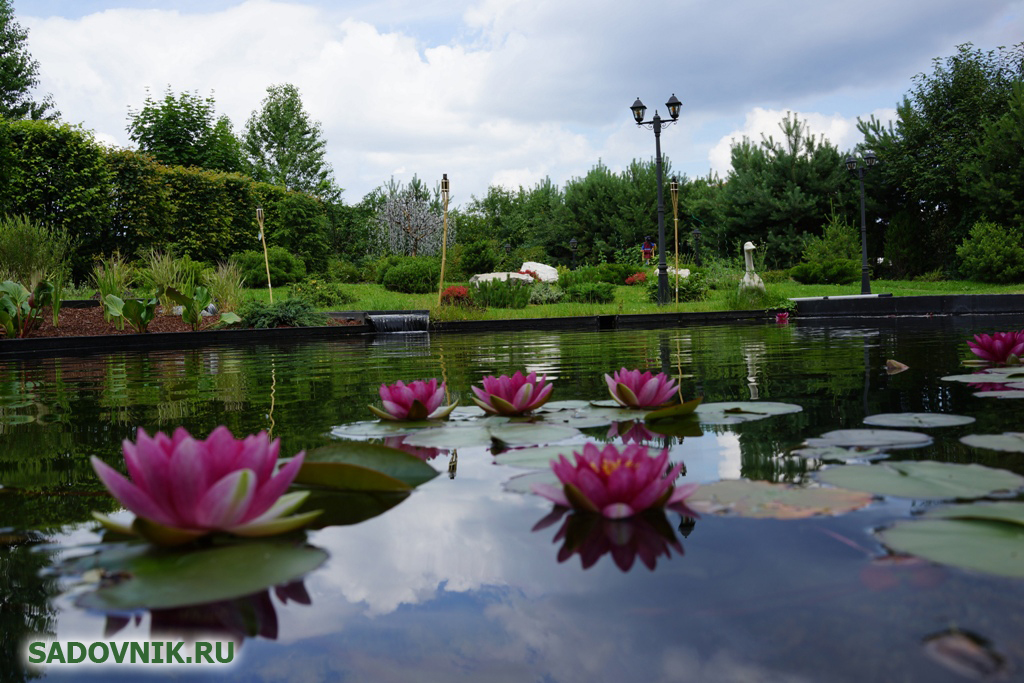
[437,174,450,308]
[256,207,273,303]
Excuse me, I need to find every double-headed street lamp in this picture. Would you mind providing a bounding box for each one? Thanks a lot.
[845,151,878,295]
[631,94,682,305]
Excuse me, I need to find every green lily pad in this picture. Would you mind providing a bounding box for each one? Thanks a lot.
[804,429,932,449]
[494,445,581,469]
[74,541,328,611]
[294,462,410,492]
[540,413,614,429]
[695,401,803,424]
[448,405,488,420]
[537,400,591,412]
[878,518,1024,579]
[925,501,1024,527]
[490,423,579,447]
[979,366,1024,377]
[588,405,651,421]
[302,442,438,488]
[960,432,1024,453]
[940,373,996,384]
[403,425,494,449]
[331,421,439,438]
[643,418,703,438]
[645,397,703,422]
[301,489,410,529]
[1006,382,1024,389]
[590,399,627,408]
[816,461,1024,500]
[973,390,1024,398]
[686,480,873,519]
[503,469,559,494]
[789,446,887,461]
[863,413,975,428]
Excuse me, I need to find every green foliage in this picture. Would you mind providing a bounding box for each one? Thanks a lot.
[559,263,632,287]
[724,285,794,311]
[646,272,708,302]
[242,83,341,202]
[529,283,564,305]
[802,210,859,262]
[0,213,73,285]
[381,257,441,294]
[956,220,1024,283]
[969,82,1024,227]
[789,259,860,285]
[126,87,243,172]
[138,248,180,308]
[202,261,246,312]
[457,240,500,277]
[235,246,306,286]
[103,295,158,333]
[472,277,532,308]
[0,0,59,120]
[164,283,213,331]
[237,297,328,329]
[91,253,136,322]
[0,279,52,337]
[325,258,362,283]
[290,278,356,308]
[565,281,615,304]
[373,254,406,285]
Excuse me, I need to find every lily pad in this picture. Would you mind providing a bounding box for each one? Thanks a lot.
[643,418,704,438]
[973,390,1024,398]
[804,429,932,449]
[878,518,1024,579]
[494,445,581,469]
[503,469,559,494]
[863,413,975,428]
[301,442,438,488]
[403,425,494,449]
[645,396,703,422]
[294,462,410,492]
[490,423,579,447]
[789,446,887,462]
[331,421,439,438]
[960,432,1024,453]
[695,401,803,424]
[588,405,651,421]
[75,542,329,611]
[816,461,1024,500]
[301,489,410,529]
[686,480,873,519]
[924,501,1024,528]
[537,400,591,412]
[940,373,996,384]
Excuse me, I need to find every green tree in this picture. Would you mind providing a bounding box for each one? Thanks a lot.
[968,82,1024,227]
[242,83,341,202]
[0,0,58,120]
[126,87,243,172]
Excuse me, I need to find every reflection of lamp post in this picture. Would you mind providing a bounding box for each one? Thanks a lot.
[569,237,578,270]
[670,176,680,305]
[436,174,450,307]
[845,151,877,295]
[632,93,682,306]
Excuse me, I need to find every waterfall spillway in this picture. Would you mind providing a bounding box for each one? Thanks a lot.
[367,312,430,333]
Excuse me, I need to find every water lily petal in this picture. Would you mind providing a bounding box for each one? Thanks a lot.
[90,456,177,527]
[247,453,305,523]
[231,510,323,537]
[196,468,257,528]
[532,482,571,508]
[168,436,209,528]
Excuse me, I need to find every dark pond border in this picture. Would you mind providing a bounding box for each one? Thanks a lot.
[2,294,1023,359]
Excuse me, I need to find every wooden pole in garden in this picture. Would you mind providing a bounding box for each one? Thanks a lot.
[670,177,680,305]
[256,207,273,303]
[437,174,450,308]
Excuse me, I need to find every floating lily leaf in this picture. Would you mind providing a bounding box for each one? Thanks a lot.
[960,432,1024,453]
[695,401,803,424]
[537,400,591,412]
[588,405,651,421]
[503,469,559,494]
[805,429,932,449]
[541,414,614,429]
[1006,382,1024,389]
[789,446,887,461]
[331,421,439,438]
[302,442,438,488]
[862,413,975,428]
[590,399,627,408]
[75,542,328,611]
[300,489,410,529]
[816,461,1024,500]
[645,397,703,422]
[294,462,410,492]
[879,518,1024,579]
[686,480,873,519]
[973,390,1024,398]
[979,366,1024,377]
[643,418,703,438]
[490,423,579,447]
[940,373,1000,384]
[924,501,1024,528]
[494,445,582,469]
[448,405,488,420]
[403,425,494,449]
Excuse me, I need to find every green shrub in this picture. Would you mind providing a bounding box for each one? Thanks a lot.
[529,283,564,305]
[202,261,246,312]
[237,298,328,328]
[235,246,306,286]
[382,257,441,294]
[91,253,136,321]
[473,277,532,308]
[725,286,793,311]
[560,263,632,288]
[565,282,614,304]
[0,214,73,285]
[802,211,859,262]
[290,278,357,308]
[646,272,708,302]
[325,258,363,283]
[789,259,860,285]
[458,240,500,277]
[956,220,1024,283]
[374,254,406,285]
[761,269,791,284]
[176,253,208,288]
[912,268,946,283]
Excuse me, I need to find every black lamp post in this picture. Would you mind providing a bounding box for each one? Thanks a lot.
[845,151,878,295]
[569,237,578,270]
[691,223,702,267]
[632,94,682,305]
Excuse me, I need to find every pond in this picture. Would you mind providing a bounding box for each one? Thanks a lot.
[3,318,1024,682]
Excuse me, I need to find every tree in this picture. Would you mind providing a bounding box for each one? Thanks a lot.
[126,87,243,172]
[242,83,341,202]
[968,82,1024,227]
[375,178,450,257]
[0,0,59,120]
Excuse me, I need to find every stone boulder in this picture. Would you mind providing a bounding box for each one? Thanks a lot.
[469,272,536,286]
[519,262,559,283]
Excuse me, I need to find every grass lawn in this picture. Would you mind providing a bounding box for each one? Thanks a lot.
[240,277,1024,322]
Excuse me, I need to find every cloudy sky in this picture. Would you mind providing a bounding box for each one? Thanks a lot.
[16,0,1023,206]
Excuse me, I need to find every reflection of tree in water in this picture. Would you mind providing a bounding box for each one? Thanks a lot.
[0,533,58,683]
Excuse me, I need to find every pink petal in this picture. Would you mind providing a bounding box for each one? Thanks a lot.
[246,452,305,522]
[574,467,610,509]
[90,456,178,527]
[527,382,554,410]
[512,381,534,412]
[602,502,636,519]
[168,436,210,528]
[382,399,408,419]
[196,469,256,528]
[532,482,570,507]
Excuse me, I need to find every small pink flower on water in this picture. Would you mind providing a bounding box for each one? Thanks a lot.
[775,312,789,324]
[532,442,698,519]
[369,378,456,421]
[604,368,678,409]
[967,330,1024,365]
[90,426,320,545]
[471,371,553,416]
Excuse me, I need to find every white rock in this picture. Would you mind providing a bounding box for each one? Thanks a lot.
[469,272,536,285]
[519,262,558,282]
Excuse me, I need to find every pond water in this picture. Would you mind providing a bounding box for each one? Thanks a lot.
[3,318,1024,682]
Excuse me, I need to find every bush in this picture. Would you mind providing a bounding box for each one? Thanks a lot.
[203,261,246,312]
[789,259,860,285]
[529,283,564,305]
[625,271,647,285]
[560,263,632,288]
[956,220,1024,284]
[440,285,473,306]
[325,258,363,283]
[473,277,532,308]
[235,246,306,286]
[290,278,357,308]
[565,282,614,304]
[373,254,406,285]
[0,214,73,285]
[237,298,328,328]
[382,257,441,294]
[458,240,500,277]
[646,272,708,302]
[802,212,859,263]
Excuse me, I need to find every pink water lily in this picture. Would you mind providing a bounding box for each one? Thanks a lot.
[90,426,320,546]
[604,368,679,409]
[369,379,457,421]
[775,312,790,324]
[471,371,553,416]
[967,330,1024,365]
[532,442,698,519]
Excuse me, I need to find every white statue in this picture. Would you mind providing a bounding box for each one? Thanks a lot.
[739,241,765,293]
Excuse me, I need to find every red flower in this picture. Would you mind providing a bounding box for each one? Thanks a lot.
[967,330,1024,364]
